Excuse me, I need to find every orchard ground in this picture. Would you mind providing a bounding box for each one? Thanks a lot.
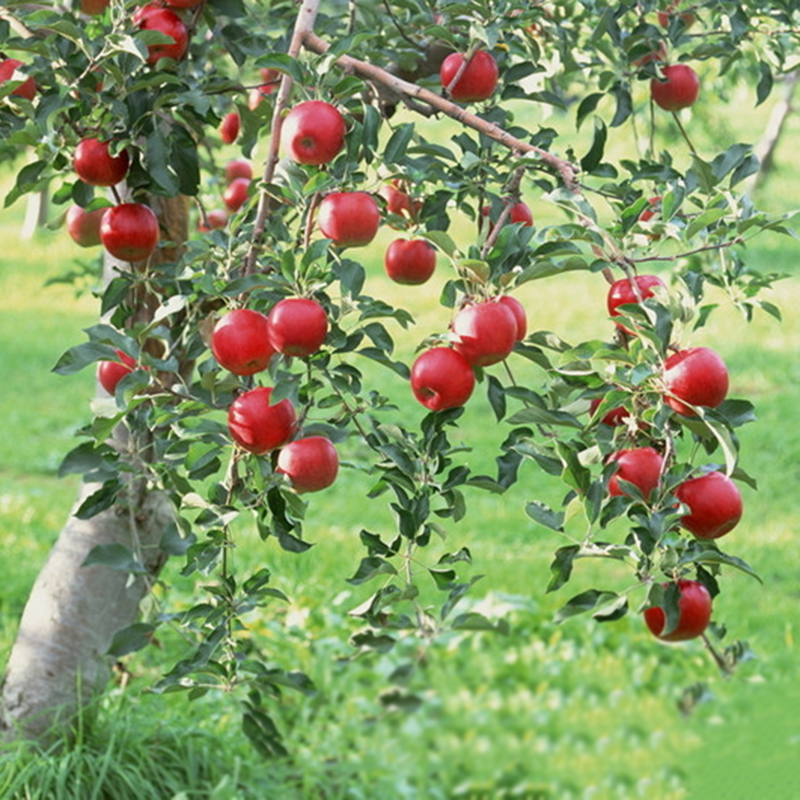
[1,93,799,797]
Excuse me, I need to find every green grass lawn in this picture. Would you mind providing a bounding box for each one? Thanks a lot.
[1,102,799,797]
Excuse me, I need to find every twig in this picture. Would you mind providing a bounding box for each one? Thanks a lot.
[628,237,745,263]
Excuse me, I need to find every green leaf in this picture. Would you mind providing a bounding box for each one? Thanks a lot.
[525,501,565,532]
[451,612,509,634]
[107,622,156,657]
[383,123,415,164]
[81,543,146,574]
[580,118,607,173]
[347,556,398,585]
[428,567,457,590]
[547,545,580,592]
[506,406,583,429]
[554,589,620,623]
[75,480,121,520]
[756,60,773,106]
[53,342,118,375]
[680,549,763,583]
[423,230,458,257]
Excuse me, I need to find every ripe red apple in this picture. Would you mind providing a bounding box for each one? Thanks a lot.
[606,274,667,334]
[607,447,663,501]
[220,111,240,144]
[657,4,697,29]
[589,397,636,427]
[198,208,228,232]
[675,471,743,540]
[277,436,339,493]
[211,309,275,375]
[66,205,107,248]
[644,580,711,642]
[73,138,130,187]
[497,295,527,341]
[482,201,534,233]
[224,158,252,183]
[132,1,165,25]
[248,68,281,109]
[664,346,729,416]
[97,350,136,394]
[440,50,499,102]
[100,203,160,262]
[318,192,381,248]
[380,180,421,223]
[451,300,518,367]
[267,298,328,358]
[223,177,251,212]
[79,0,110,14]
[0,59,36,100]
[228,386,297,455]
[410,347,475,411]
[281,100,346,166]
[139,8,189,65]
[651,64,700,111]
[384,238,437,285]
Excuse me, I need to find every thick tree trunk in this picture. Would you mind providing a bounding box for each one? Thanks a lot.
[1,194,189,744]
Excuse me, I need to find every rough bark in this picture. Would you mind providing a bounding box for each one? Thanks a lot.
[1,193,189,744]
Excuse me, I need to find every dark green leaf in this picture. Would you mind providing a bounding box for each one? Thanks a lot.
[107,622,156,657]
[81,542,146,574]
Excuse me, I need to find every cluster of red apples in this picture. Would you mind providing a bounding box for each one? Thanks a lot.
[604,273,742,642]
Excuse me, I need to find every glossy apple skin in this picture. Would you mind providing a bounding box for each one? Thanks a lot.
[607,274,666,334]
[281,100,346,166]
[211,309,275,375]
[380,181,421,223]
[676,471,743,540]
[248,68,280,109]
[198,208,228,232]
[79,0,111,14]
[651,64,700,111]
[318,192,381,247]
[452,301,518,367]
[277,436,339,493]
[410,347,475,411]
[267,298,328,358]
[384,239,437,285]
[664,346,729,416]
[590,397,633,427]
[0,59,36,100]
[73,138,130,187]
[66,205,107,248]
[97,350,136,394]
[497,295,527,341]
[483,201,534,232]
[228,386,297,455]
[607,447,664,501]
[440,50,499,102]
[220,111,240,144]
[139,8,189,65]
[224,159,252,183]
[644,580,711,642]
[100,203,160,262]
[223,177,251,212]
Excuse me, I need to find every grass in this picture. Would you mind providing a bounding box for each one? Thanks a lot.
[1,93,800,797]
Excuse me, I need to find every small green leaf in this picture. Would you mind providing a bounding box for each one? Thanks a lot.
[107,622,156,657]
[547,545,580,592]
[526,501,565,532]
[81,543,146,574]
[347,556,398,585]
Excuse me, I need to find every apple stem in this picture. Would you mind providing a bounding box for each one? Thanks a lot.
[671,111,698,156]
[701,632,733,675]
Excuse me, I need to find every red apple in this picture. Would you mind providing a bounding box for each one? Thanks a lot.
[657,4,697,29]
[675,471,743,540]
[79,0,110,14]
[132,1,165,25]
[228,386,297,455]
[277,436,339,493]
[440,50,499,102]
[248,68,281,109]
[139,8,189,65]
[651,64,700,111]
[318,192,380,248]
[607,274,667,334]
[220,111,240,144]
[482,201,534,233]
[198,208,228,232]
[97,350,136,394]
[644,580,711,642]
[73,138,130,187]
[224,158,252,183]
[223,177,251,212]
[100,203,160,262]
[410,347,476,411]
[211,309,275,375]
[281,100,346,166]
[0,59,36,100]
[267,298,328,358]
[639,195,662,223]
[590,397,633,427]
[66,205,107,248]
[380,180,421,223]
[497,295,527,341]
[384,238,437,285]
[452,300,518,367]
[664,346,729,416]
[607,447,663,501]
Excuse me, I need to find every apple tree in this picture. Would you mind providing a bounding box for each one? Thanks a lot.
[0,0,795,752]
